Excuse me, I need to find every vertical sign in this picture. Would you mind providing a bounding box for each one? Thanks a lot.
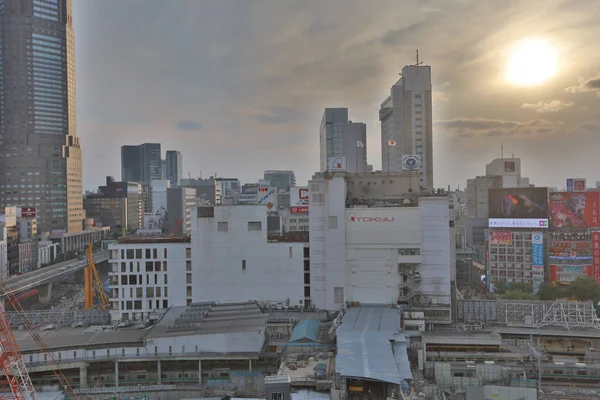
[566,179,574,192]
[531,232,544,294]
[593,231,600,284]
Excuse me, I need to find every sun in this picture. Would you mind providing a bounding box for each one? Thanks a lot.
[506,38,558,86]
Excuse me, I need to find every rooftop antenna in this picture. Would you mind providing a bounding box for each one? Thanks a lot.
[414,49,423,74]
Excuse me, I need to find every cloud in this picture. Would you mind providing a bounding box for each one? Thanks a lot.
[175,120,203,131]
[566,77,600,93]
[521,100,574,113]
[435,118,553,138]
[433,91,448,102]
[256,107,301,124]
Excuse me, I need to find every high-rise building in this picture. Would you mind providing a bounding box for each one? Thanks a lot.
[380,65,433,190]
[0,0,84,233]
[120,143,162,184]
[263,170,296,189]
[319,108,367,173]
[166,150,182,186]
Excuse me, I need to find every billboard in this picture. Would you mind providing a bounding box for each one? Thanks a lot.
[290,206,309,214]
[489,231,512,245]
[290,186,309,207]
[401,155,421,171]
[549,192,600,228]
[328,157,347,172]
[488,188,549,219]
[488,218,548,229]
[257,186,277,210]
[593,231,600,284]
[19,207,36,218]
[532,232,544,293]
[504,161,516,173]
[550,265,593,284]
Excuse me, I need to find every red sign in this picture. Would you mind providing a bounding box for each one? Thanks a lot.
[574,179,586,192]
[550,265,593,283]
[489,231,512,245]
[594,232,600,284]
[550,192,600,228]
[20,207,36,218]
[290,206,308,214]
[298,188,309,201]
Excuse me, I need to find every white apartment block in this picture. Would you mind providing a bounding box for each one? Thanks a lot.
[108,237,192,322]
[308,174,454,323]
[466,158,531,218]
[192,205,308,306]
[380,65,433,190]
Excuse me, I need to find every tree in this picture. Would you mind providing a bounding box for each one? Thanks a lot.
[501,290,536,300]
[510,282,534,294]
[568,277,600,304]
[493,279,508,295]
[537,281,564,300]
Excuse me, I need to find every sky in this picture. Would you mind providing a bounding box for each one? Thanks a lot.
[73,0,600,191]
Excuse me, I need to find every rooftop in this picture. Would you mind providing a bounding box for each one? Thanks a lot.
[337,306,401,334]
[289,320,320,343]
[115,235,191,244]
[421,330,502,346]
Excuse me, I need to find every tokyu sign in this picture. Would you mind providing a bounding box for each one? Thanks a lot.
[346,212,395,223]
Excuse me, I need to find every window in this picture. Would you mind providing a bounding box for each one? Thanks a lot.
[328,216,338,229]
[186,248,191,258]
[146,249,151,258]
[156,287,162,297]
[334,287,344,303]
[163,261,168,271]
[186,273,192,284]
[272,393,284,400]
[186,260,191,271]
[218,222,228,232]
[164,248,168,258]
[153,249,158,258]
[186,286,192,297]
[248,221,262,231]
[289,247,293,258]
[242,260,247,271]
[135,249,142,259]
[312,193,325,203]
[398,248,420,255]
[126,249,134,259]
[146,287,154,298]
[145,261,153,272]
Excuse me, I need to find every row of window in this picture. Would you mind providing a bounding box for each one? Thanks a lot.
[217,221,262,232]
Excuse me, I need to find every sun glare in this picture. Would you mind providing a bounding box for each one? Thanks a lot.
[506,38,558,86]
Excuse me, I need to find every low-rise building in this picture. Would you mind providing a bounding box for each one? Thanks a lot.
[37,240,59,268]
[49,227,110,254]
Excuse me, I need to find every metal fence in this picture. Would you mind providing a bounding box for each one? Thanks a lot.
[6,309,110,328]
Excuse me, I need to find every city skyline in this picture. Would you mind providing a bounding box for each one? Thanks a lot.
[73,1,600,190]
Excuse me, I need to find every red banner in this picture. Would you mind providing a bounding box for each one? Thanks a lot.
[290,206,309,214]
[593,231,600,284]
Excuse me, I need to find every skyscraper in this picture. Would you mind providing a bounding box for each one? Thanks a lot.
[319,108,367,173]
[263,170,296,189]
[0,0,84,233]
[380,65,433,190]
[120,143,162,184]
[165,150,182,186]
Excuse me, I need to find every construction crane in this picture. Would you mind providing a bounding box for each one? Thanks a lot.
[84,243,108,310]
[169,218,183,237]
[0,281,79,400]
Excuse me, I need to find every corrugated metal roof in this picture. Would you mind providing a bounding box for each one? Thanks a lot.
[289,319,320,343]
[337,306,401,334]
[393,338,413,381]
[336,331,402,384]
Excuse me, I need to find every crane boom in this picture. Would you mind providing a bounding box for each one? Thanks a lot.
[0,302,36,400]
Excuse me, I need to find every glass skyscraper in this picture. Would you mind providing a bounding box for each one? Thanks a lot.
[0,0,84,232]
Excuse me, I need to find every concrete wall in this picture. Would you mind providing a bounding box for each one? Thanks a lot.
[192,206,305,305]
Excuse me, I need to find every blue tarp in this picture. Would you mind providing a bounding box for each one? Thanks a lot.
[289,319,320,343]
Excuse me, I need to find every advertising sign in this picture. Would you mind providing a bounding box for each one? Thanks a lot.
[328,157,347,172]
[290,186,309,207]
[574,179,586,192]
[504,161,516,173]
[488,218,548,229]
[549,192,600,228]
[531,232,544,293]
[593,231,600,284]
[488,188,549,220]
[550,265,593,284]
[489,231,512,245]
[290,206,309,214]
[257,186,277,210]
[19,207,36,218]
[566,179,574,192]
[401,155,421,171]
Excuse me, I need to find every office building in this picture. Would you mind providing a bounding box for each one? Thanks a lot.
[83,177,144,232]
[319,108,368,174]
[0,0,84,233]
[214,178,240,205]
[308,173,454,321]
[380,65,433,190]
[466,158,531,218]
[166,186,196,235]
[181,177,215,205]
[166,151,183,186]
[264,170,296,189]
[121,143,162,184]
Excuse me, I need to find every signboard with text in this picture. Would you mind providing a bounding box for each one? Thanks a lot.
[328,157,347,172]
[19,207,36,218]
[290,186,309,207]
[489,231,512,245]
[593,231,600,284]
[290,206,309,214]
[532,232,544,293]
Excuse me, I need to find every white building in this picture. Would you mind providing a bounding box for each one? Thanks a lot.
[320,108,368,174]
[151,179,170,215]
[192,205,308,307]
[466,158,531,218]
[37,241,59,268]
[380,65,433,190]
[108,236,192,322]
[308,173,454,322]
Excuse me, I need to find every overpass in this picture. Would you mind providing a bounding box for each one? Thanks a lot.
[1,250,109,300]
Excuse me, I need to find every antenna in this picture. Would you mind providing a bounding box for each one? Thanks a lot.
[414,49,423,75]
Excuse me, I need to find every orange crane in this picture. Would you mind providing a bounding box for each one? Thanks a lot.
[84,243,108,310]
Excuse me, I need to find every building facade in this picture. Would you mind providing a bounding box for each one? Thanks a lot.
[121,143,162,184]
[214,178,240,205]
[308,174,454,322]
[166,186,196,235]
[0,0,84,233]
[165,150,182,186]
[320,108,368,174]
[181,177,215,205]
[192,205,308,306]
[264,170,296,189]
[380,65,433,190]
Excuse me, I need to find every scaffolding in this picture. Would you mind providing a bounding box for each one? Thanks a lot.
[497,301,546,326]
[5,310,110,329]
[537,300,600,330]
